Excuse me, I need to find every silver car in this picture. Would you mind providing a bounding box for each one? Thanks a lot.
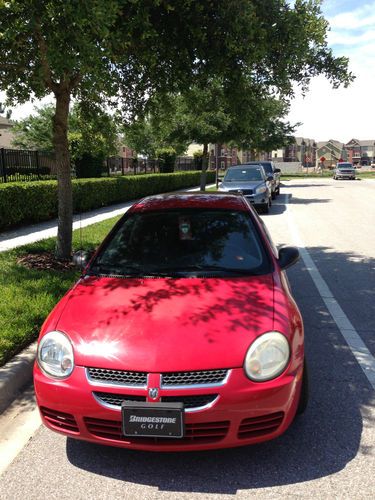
[333,162,356,180]
[218,165,272,213]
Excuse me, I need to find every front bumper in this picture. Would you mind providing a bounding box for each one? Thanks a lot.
[335,172,356,179]
[34,363,303,451]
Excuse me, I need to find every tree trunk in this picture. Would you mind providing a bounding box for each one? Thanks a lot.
[200,143,209,191]
[53,89,72,260]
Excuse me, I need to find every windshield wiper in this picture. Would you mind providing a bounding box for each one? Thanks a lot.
[89,263,144,277]
[157,265,253,275]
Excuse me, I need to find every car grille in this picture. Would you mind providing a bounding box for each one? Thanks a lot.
[87,368,147,387]
[228,189,253,195]
[237,412,284,439]
[161,369,228,387]
[40,407,79,433]
[93,392,218,410]
[87,368,229,388]
[84,417,229,445]
[93,392,146,407]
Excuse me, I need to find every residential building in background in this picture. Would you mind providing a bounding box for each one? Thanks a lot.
[0,116,15,148]
[344,139,375,166]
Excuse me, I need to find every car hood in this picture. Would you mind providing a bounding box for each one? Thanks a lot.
[221,181,264,191]
[55,275,276,372]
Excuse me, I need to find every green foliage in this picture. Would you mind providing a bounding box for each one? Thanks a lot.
[156,147,177,173]
[0,172,215,230]
[12,103,119,159]
[12,106,55,151]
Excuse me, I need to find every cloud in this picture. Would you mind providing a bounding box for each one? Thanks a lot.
[327,2,375,30]
[287,1,375,142]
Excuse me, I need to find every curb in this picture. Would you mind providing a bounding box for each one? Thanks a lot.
[0,342,37,414]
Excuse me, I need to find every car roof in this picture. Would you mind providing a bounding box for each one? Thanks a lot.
[129,192,250,213]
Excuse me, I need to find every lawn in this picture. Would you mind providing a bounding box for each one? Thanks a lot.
[0,215,121,366]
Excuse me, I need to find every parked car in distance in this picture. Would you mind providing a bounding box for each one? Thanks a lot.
[218,164,272,213]
[34,192,307,452]
[243,161,281,199]
[333,162,356,180]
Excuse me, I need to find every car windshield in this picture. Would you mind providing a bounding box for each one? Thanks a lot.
[224,168,264,182]
[246,162,272,174]
[338,164,353,169]
[89,209,271,277]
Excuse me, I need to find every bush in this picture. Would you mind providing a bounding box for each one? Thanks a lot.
[0,171,215,231]
[157,147,177,173]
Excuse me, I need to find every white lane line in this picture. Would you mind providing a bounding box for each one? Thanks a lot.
[286,195,375,391]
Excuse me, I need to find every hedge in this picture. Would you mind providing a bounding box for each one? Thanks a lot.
[0,171,215,231]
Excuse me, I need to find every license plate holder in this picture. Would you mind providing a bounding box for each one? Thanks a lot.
[122,401,184,438]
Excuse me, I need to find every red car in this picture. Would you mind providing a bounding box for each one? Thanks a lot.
[34,192,307,451]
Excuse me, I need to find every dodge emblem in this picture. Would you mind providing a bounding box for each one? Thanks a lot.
[149,387,159,399]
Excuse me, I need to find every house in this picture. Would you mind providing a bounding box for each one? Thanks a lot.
[344,139,375,166]
[0,116,15,148]
[316,139,346,168]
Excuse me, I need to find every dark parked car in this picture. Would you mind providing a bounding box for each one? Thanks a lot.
[218,164,272,213]
[243,161,281,199]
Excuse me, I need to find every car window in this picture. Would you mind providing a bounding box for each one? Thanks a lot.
[245,162,272,174]
[224,168,264,182]
[90,209,272,277]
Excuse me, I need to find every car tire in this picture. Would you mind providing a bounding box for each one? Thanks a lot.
[297,358,309,415]
[260,202,269,214]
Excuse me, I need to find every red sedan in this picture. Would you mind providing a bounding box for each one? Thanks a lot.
[34,192,307,451]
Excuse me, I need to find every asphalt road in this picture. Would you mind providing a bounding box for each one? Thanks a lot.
[0,178,374,499]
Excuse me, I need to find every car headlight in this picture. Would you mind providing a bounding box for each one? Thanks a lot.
[255,186,267,194]
[244,332,290,381]
[37,331,74,378]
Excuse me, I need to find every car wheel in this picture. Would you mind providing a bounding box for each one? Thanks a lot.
[259,202,269,214]
[297,358,309,414]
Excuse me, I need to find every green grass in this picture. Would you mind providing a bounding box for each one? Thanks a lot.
[0,215,121,366]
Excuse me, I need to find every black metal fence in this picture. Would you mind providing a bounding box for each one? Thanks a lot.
[106,156,161,176]
[0,148,57,183]
[0,148,202,183]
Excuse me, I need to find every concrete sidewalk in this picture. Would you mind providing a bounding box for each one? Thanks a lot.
[0,185,213,253]
[0,199,135,252]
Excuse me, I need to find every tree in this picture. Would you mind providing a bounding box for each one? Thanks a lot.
[130,82,298,189]
[12,104,119,160]
[0,0,354,258]
[0,102,12,120]
[12,105,54,152]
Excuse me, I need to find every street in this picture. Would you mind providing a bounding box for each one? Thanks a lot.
[0,178,374,499]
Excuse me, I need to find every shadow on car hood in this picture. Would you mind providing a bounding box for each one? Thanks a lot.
[55,275,281,372]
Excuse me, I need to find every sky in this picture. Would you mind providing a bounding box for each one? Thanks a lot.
[1,1,374,144]
[288,0,375,142]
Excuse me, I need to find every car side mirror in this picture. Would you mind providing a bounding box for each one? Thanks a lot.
[72,250,93,270]
[278,246,300,270]
[274,168,281,173]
